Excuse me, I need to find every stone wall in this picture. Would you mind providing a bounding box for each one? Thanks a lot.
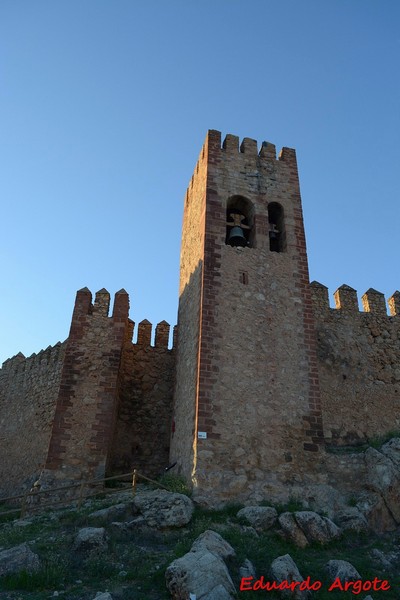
[311,283,400,445]
[0,342,66,497]
[170,136,208,480]
[108,319,175,478]
[43,288,130,483]
[1,129,399,508]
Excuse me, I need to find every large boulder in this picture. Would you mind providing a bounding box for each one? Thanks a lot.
[278,513,309,548]
[191,530,235,559]
[364,447,400,524]
[88,503,132,524]
[334,508,368,533]
[239,558,256,580]
[291,484,347,519]
[381,437,400,469]
[270,554,310,599]
[73,527,108,555]
[237,506,278,530]
[0,543,40,576]
[356,492,397,533]
[326,559,361,582]
[132,489,194,528]
[294,511,341,544]
[165,530,236,600]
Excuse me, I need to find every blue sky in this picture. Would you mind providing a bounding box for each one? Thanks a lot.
[1,1,399,364]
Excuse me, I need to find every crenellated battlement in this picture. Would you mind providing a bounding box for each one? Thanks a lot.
[2,129,399,507]
[213,129,296,162]
[184,129,297,206]
[310,281,400,317]
[311,280,400,450]
[132,319,177,350]
[1,341,66,374]
[71,287,130,323]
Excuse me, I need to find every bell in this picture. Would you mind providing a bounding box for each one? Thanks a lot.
[228,226,247,247]
[269,224,280,239]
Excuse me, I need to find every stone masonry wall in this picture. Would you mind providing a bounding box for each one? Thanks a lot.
[0,343,66,497]
[172,130,326,505]
[311,283,400,445]
[170,137,208,480]
[193,132,325,505]
[43,288,129,483]
[108,319,175,478]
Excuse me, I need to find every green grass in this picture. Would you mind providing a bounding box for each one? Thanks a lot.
[1,493,400,599]
[0,557,68,591]
[326,431,400,455]
[156,473,192,496]
[367,430,400,449]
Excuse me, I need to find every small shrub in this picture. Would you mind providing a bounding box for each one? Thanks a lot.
[157,473,191,496]
[368,430,400,449]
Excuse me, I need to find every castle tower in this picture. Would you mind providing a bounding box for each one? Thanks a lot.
[170,130,324,504]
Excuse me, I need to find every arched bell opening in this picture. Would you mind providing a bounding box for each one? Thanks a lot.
[268,202,286,252]
[225,195,255,248]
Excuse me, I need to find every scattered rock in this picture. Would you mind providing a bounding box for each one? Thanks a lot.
[132,489,194,528]
[334,508,368,533]
[127,516,146,528]
[191,530,235,559]
[165,530,236,599]
[73,527,108,555]
[370,547,399,571]
[13,518,34,528]
[240,525,259,537]
[371,548,391,570]
[325,559,361,582]
[294,511,341,544]
[93,593,113,600]
[381,437,400,469]
[291,484,347,519]
[356,492,397,533]
[278,512,309,548]
[239,558,256,580]
[364,447,400,524]
[88,503,132,524]
[237,506,277,530]
[270,554,310,598]
[166,550,235,600]
[0,542,40,576]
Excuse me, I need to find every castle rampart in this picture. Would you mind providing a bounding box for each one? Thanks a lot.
[0,342,66,497]
[1,130,399,508]
[43,287,130,484]
[0,288,176,498]
[311,281,400,447]
[108,318,176,478]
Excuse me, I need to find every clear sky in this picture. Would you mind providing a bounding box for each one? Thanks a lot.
[1,0,399,364]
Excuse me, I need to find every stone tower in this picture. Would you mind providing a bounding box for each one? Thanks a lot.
[170,130,324,504]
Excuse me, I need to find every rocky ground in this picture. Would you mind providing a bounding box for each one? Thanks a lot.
[0,483,400,599]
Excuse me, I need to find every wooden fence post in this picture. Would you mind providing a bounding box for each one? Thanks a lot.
[77,482,86,509]
[20,490,30,518]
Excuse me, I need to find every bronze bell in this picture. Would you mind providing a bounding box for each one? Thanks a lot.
[269,223,279,239]
[228,226,247,247]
